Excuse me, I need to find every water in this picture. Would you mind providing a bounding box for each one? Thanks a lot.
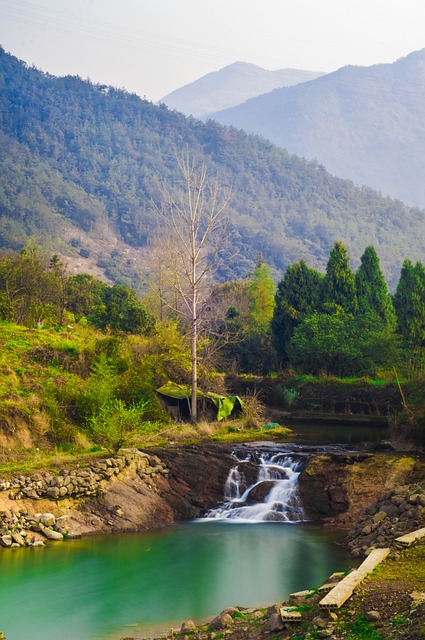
[287,420,389,446]
[204,447,306,522]
[0,521,351,640]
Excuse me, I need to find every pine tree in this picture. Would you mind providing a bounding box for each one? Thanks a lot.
[321,241,358,314]
[393,259,425,346]
[355,245,396,328]
[271,259,323,364]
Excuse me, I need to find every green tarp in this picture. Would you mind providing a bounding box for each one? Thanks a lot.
[156,382,244,421]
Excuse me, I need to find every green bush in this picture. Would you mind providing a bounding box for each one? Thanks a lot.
[85,398,149,452]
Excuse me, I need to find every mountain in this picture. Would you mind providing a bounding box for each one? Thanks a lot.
[0,46,424,290]
[210,49,425,208]
[159,61,324,118]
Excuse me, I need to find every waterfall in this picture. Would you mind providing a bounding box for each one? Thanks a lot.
[203,446,307,523]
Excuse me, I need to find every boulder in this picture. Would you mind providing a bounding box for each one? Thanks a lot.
[40,525,64,541]
[246,481,275,504]
[209,612,233,630]
[0,535,12,547]
[40,513,56,527]
[11,532,26,546]
[268,612,284,631]
[180,620,197,633]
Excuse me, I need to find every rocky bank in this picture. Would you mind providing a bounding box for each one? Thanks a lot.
[0,444,424,553]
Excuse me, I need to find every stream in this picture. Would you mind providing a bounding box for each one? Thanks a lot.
[0,423,388,640]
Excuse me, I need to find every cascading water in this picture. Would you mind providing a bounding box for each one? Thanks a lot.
[203,446,307,523]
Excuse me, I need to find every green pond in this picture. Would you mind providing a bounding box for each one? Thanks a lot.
[0,521,352,640]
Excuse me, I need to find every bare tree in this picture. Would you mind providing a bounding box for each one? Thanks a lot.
[153,151,232,422]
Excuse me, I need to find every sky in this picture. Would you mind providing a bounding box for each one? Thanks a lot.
[1,0,425,102]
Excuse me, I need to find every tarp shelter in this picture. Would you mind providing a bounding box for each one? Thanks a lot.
[157,382,244,421]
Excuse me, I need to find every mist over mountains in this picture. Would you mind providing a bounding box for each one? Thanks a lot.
[160,61,324,118]
[210,49,425,208]
[0,46,424,291]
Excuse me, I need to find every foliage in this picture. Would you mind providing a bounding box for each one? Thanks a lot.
[88,284,155,334]
[355,245,396,328]
[86,398,150,452]
[321,241,358,314]
[393,259,425,347]
[247,257,275,334]
[288,311,401,377]
[271,259,323,365]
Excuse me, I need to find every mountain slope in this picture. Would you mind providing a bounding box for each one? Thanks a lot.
[160,61,324,118]
[211,49,425,208]
[0,46,424,289]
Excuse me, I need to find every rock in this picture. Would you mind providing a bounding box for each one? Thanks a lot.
[46,487,60,500]
[30,539,45,547]
[11,532,26,546]
[410,591,425,605]
[0,535,12,547]
[268,612,284,631]
[40,513,56,527]
[209,612,233,630]
[180,620,197,633]
[40,525,64,541]
[380,502,399,518]
[365,610,381,622]
[373,511,388,523]
[312,616,328,629]
[246,481,276,504]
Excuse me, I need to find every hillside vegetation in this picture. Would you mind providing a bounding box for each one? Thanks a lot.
[1,47,425,288]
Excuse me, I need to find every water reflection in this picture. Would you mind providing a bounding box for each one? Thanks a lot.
[0,522,351,640]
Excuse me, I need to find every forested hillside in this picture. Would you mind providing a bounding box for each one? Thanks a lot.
[1,46,425,288]
[211,49,425,208]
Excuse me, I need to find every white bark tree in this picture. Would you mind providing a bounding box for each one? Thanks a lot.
[153,152,231,422]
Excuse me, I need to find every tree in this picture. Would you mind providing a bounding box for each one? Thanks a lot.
[153,151,231,422]
[288,311,400,377]
[271,259,323,366]
[65,273,106,321]
[393,260,425,346]
[88,284,155,334]
[355,245,396,328]
[247,256,275,334]
[321,241,357,314]
[240,256,277,374]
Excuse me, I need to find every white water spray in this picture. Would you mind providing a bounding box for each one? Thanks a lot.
[204,447,307,523]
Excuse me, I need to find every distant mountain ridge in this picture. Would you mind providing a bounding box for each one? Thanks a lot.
[1,46,425,291]
[210,49,425,208]
[160,61,324,118]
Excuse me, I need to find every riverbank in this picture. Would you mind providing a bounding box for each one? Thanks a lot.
[0,443,423,548]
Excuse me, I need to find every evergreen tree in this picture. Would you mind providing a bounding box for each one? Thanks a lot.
[271,259,323,365]
[321,241,358,314]
[355,245,396,328]
[393,260,425,346]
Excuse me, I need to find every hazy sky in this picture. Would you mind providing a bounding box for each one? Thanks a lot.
[1,0,425,101]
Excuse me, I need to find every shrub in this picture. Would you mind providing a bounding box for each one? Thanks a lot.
[85,398,149,452]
